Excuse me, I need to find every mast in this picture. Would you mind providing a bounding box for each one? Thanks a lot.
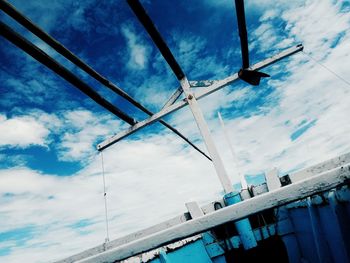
[218,111,248,189]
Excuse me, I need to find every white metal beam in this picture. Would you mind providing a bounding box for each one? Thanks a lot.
[161,87,183,109]
[97,44,303,151]
[218,111,247,188]
[290,151,350,183]
[180,77,233,193]
[194,44,303,99]
[76,164,349,263]
[265,168,281,191]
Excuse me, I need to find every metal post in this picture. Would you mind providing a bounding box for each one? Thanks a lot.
[180,77,233,194]
[185,202,226,262]
[218,111,248,189]
[211,115,257,249]
[223,192,257,249]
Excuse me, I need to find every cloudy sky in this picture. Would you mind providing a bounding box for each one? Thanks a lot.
[0,0,350,262]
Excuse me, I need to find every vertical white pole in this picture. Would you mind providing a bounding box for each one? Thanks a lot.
[100,152,110,243]
[217,111,247,189]
[180,77,233,193]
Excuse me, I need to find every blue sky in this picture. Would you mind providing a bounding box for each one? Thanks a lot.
[0,0,350,262]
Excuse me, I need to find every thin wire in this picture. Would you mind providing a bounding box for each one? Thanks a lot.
[101,151,110,243]
[302,51,350,87]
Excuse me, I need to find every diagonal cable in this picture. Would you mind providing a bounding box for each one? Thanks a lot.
[302,51,350,87]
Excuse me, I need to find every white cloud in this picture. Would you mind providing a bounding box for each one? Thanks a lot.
[0,133,222,262]
[56,109,124,162]
[0,167,106,262]
[0,108,123,163]
[281,0,349,55]
[206,0,350,177]
[173,34,230,79]
[0,112,59,149]
[130,72,178,110]
[259,9,280,22]
[121,24,151,70]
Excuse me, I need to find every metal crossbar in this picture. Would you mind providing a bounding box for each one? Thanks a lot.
[0,0,212,161]
[98,44,303,151]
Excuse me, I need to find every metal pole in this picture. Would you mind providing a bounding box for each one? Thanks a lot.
[100,152,110,243]
[217,112,247,188]
[180,77,233,194]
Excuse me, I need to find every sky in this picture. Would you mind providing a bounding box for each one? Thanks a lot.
[0,0,350,262]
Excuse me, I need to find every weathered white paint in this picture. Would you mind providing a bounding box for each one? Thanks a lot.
[75,165,350,263]
[189,80,216,88]
[266,168,281,191]
[240,189,251,200]
[121,236,202,263]
[97,44,303,151]
[240,176,248,190]
[185,202,204,218]
[180,77,233,194]
[290,152,350,183]
[161,87,183,109]
[201,199,225,214]
[251,183,269,196]
[55,214,189,263]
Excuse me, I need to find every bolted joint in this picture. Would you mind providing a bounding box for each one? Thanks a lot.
[187,94,193,100]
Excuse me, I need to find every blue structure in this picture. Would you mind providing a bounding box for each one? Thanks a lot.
[147,185,350,263]
[223,191,257,250]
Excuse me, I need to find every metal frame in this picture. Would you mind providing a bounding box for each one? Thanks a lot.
[0,0,211,161]
[125,0,234,191]
[1,0,304,194]
[99,0,304,194]
[97,43,303,151]
[2,0,317,262]
[180,77,233,193]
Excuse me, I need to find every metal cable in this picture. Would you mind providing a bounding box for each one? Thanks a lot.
[101,152,110,243]
[302,51,350,87]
